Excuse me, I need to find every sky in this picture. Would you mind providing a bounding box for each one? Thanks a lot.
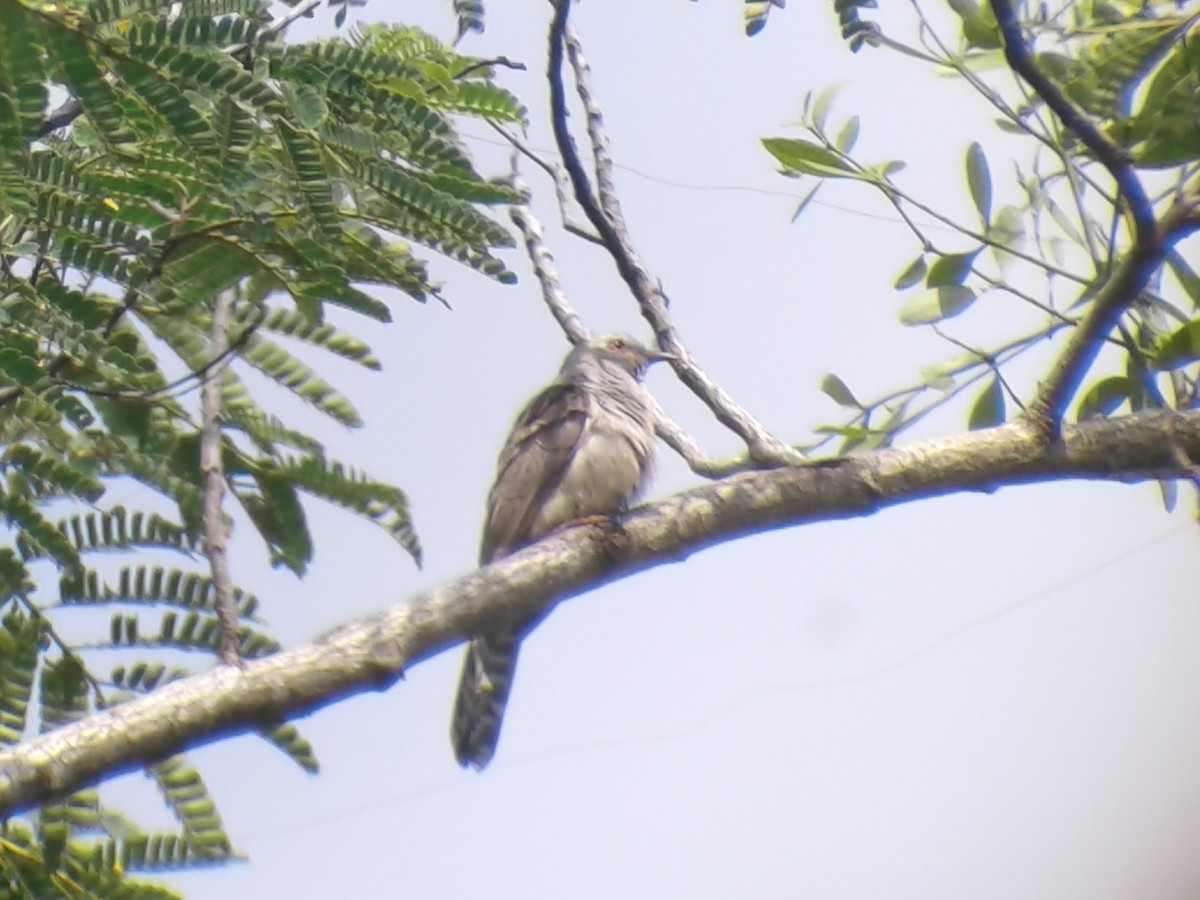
[80,0,1200,897]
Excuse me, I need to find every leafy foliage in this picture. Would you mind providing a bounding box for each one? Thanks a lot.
[762,3,1200,457]
[0,0,524,894]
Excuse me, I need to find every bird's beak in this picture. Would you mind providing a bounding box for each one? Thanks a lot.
[643,348,676,365]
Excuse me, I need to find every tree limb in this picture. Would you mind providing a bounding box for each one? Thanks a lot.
[3,408,1199,815]
[200,289,241,665]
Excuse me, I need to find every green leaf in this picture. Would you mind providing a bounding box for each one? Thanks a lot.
[810,84,841,134]
[899,286,977,325]
[149,756,233,859]
[965,142,991,224]
[894,256,927,290]
[967,376,1005,430]
[1159,480,1177,514]
[835,116,860,154]
[926,250,980,288]
[1075,376,1130,420]
[1166,250,1200,308]
[1152,319,1200,370]
[259,723,320,774]
[0,608,44,746]
[762,138,857,179]
[987,205,1025,248]
[946,0,1002,49]
[820,373,861,408]
[790,183,823,223]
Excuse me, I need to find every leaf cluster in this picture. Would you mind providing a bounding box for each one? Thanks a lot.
[761,1,1200,466]
[0,1,524,894]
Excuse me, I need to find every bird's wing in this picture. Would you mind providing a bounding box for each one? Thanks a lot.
[480,380,588,563]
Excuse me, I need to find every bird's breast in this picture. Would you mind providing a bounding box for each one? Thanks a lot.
[532,422,653,534]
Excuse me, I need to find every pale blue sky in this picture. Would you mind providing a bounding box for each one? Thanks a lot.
[113,1,1200,897]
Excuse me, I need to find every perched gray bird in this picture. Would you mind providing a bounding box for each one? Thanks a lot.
[451,335,672,770]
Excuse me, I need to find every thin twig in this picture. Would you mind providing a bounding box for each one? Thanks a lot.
[16,596,108,709]
[454,57,528,81]
[200,290,241,665]
[547,5,802,466]
[509,164,590,345]
[493,122,602,244]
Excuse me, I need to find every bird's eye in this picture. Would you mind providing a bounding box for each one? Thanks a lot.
[607,338,626,351]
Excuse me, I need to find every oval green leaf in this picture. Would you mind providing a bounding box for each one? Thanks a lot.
[894,256,927,290]
[762,138,855,179]
[1153,319,1200,370]
[926,249,980,288]
[835,116,860,154]
[968,376,1005,430]
[820,373,861,408]
[1075,375,1130,420]
[965,142,992,224]
[899,286,977,326]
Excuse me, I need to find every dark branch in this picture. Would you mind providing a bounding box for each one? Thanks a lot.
[454,56,527,80]
[989,0,1167,436]
[990,0,1153,241]
[1028,196,1200,432]
[3,409,1200,815]
[36,98,82,139]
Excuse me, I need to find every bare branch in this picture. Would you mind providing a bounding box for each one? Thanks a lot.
[3,409,1200,814]
[546,4,802,466]
[453,57,528,81]
[200,290,241,665]
[509,167,591,345]
[494,123,602,243]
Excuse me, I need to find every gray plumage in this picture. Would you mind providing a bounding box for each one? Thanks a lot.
[451,335,671,770]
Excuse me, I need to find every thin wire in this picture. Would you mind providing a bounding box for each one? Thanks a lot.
[458,129,959,232]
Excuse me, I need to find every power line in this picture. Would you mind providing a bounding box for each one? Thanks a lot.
[457,129,952,230]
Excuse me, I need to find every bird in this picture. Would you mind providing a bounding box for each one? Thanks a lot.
[450,334,673,770]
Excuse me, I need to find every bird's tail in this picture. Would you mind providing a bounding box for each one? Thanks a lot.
[451,630,521,770]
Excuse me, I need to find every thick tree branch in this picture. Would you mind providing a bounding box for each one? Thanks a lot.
[546,3,802,467]
[3,409,1199,815]
[200,290,241,664]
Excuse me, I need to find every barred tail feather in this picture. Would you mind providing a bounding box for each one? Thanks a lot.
[451,631,521,770]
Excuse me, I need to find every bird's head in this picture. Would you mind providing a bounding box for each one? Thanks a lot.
[574,335,675,382]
